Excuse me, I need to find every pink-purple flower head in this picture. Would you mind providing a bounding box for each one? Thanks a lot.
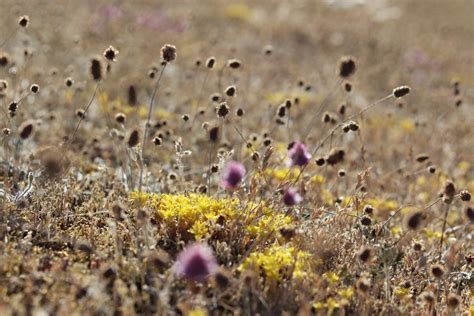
[221,160,246,191]
[288,141,312,167]
[283,187,303,206]
[174,243,218,283]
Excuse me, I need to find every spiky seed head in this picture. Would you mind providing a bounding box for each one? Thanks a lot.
[104,46,119,62]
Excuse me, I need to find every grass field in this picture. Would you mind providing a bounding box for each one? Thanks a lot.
[0,0,473,315]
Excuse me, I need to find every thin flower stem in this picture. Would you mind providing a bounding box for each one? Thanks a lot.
[138,63,167,192]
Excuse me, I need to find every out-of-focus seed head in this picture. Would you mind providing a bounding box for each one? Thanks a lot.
[338,56,356,78]
[161,44,177,63]
[104,46,119,62]
[393,86,411,98]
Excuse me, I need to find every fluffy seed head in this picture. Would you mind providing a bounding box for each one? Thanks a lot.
[174,243,218,283]
[282,187,303,206]
[221,160,245,191]
[447,293,460,309]
[288,141,311,167]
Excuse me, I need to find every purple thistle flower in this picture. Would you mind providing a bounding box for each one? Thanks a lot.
[283,187,303,206]
[174,243,218,283]
[288,141,312,167]
[221,160,246,191]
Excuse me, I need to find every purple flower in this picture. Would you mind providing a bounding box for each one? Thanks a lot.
[288,141,311,167]
[221,161,246,191]
[283,187,303,206]
[174,243,218,283]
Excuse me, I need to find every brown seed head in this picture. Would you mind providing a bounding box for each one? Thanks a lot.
[127,129,140,147]
[216,102,230,118]
[460,190,471,202]
[429,264,445,278]
[18,15,30,28]
[103,46,119,62]
[338,56,356,78]
[19,121,34,139]
[227,59,241,69]
[393,86,411,98]
[206,56,216,69]
[90,57,104,81]
[161,44,177,63]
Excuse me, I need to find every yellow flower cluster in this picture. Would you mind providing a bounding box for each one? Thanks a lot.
[239,244,311,280]
[130,193,294,241]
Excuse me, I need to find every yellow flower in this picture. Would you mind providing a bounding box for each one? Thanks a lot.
[324,272,340,285]
[239,244,311,280]
[326,297,340,314]
[394,287,410,298]
[188,308,208,316]
[129,191,154,208]
[188,221,208,240]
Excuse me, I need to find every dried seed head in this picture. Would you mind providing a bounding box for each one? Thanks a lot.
[465,206,474,222]
[338,56,356,78]
[213,269,231,290]
[428,166,436,174]
[65,77,74,87]
[0,53,9,67]
[460,190,471,202]
[421,291,435,304]
[343,124,350,133]
[358,246,373,263]
[446,293,460,309]
[429,264,445,278]
[209,126,219,143]
[356,277,370,293]
[30,84,39,94]
[182,114,190,122]
[40,149,66,178]
[344,82,352,92]
[415,153,429,163]
[225,85,236,97]
[18,15,30,28]
[338,169,346,177]
[364,205,374,215]
[360,215,372,226]
[443,180,456,203]
[338,104,346,115]
[279,226,296,240]
[326,148,345,165]
[405,211,424,230]
[153,137,162,146]
[127,129,140,147]
[19,120,34,139]
[315,157,325,166]
[251,152,260,161]
[236,108,245,117]
[216,102,230,118]
[76,109,85,119]
[160,44,177,63]
[277,104,286,117]
[211,93,221,102]
[115,113,126,124]
[206,57,216,69]
[262,44,273,55]
[103,46,119,62]
[2,128,11,135]
[227,59,241,69]
[349,121,359,131]
[128,85,137,106]
[90,57,104,81]
[393,86,411,98]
